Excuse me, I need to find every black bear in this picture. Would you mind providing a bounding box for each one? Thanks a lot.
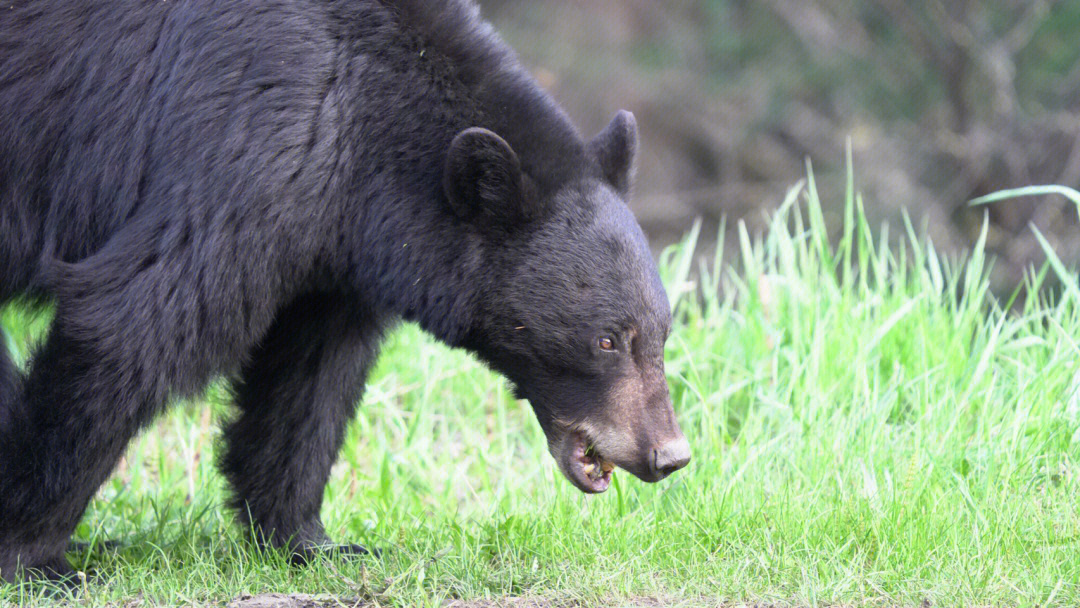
[0,0,690,581]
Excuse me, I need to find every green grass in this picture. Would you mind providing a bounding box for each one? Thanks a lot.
[3,170,1080,607]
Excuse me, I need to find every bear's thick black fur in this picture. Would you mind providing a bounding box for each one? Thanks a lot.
[0,0,688,581]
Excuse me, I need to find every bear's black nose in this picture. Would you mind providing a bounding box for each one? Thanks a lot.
[651,437,691,478]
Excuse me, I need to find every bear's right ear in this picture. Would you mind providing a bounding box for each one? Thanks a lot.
[443,128,539,225]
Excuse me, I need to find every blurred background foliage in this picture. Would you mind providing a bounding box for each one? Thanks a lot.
[480,0,1080,294]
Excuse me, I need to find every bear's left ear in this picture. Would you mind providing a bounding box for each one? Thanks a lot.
[444,127,539,225]
[588,110,638,197]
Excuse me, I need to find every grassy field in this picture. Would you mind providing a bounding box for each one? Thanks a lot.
[2,171,1079,607]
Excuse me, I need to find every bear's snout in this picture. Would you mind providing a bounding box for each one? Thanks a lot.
[648,435,691,481]
[544,363,689,492]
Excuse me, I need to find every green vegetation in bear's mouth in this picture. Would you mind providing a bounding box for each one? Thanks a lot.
[2,164,1079,607]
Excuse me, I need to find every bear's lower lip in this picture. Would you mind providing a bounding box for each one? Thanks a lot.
[569,431,614,493]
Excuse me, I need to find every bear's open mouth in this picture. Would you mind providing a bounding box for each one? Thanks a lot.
[568,431,615,493]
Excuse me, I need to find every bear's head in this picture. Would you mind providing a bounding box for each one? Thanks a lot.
[444,111,690,493]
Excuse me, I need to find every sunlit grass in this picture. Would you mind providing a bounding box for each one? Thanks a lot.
[2,168,1079,606]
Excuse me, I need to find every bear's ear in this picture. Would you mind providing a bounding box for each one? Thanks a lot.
[443,127,539,225]
[588,110,638,197]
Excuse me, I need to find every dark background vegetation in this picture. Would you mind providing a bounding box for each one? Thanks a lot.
[480,0,1080,294]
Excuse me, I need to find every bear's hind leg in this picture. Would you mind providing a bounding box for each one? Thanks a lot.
[220,292,385,564]
[0,327,167,582]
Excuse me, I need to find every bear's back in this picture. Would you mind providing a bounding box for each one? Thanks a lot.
[0,0,429,285]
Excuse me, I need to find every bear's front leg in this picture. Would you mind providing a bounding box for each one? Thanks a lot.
[220,291,386,564]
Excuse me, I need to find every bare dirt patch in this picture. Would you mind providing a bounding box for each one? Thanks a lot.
[226,595,699,608]
[226,594,364,608]
[443,598,678,607]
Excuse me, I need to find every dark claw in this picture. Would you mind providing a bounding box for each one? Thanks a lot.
[67,539,123,554]
[289,542,380,566]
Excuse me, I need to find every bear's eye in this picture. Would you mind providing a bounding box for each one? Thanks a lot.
[598,336,616,352]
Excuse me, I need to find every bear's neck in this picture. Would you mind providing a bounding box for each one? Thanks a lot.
[349,198,490,347]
